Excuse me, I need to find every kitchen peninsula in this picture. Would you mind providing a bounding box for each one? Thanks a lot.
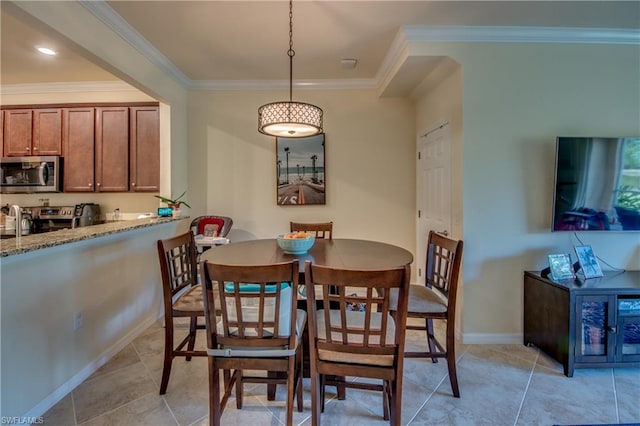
[0,216,184,257]
[1,216,189,417]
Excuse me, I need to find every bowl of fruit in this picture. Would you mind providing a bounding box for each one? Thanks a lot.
[277,231,316,254]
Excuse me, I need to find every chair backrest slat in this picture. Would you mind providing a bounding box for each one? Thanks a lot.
[305,263,410,357]
[157,231,199,299]
[425,231,463,301]
[201,261,299,351]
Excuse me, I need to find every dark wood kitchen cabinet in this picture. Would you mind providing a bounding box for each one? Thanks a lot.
[63,107,95,192]
[2,108,63,157]
[3,102,159,193]
[3,109,33,156]
[129,106,160,192]
[33,109,63,156]
[95,107,129,192]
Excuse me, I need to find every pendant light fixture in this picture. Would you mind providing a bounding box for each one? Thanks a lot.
[258,0,323,138]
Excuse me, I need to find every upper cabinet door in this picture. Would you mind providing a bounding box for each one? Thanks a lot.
[3,109,33,156]
[33,108,63,156]
[96,107,129,192]
[63,108,95,192]
[129,106,160,192]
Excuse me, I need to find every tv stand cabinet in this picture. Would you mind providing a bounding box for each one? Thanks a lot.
[523,271,640,377]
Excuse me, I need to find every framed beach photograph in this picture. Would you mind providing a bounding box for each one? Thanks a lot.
[547,253,576,281]
[574,245,603,278]
[276,133,326,205]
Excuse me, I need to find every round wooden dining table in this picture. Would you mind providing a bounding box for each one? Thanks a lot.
[200,238,414,398]
[199,238,414,271]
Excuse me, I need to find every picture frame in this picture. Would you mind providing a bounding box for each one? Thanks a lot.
[574,245,603,278]
[547,253,576,281]
[276,133,325,205]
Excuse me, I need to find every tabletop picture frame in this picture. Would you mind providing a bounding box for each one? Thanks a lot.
[276,133,326,205]
[547,253,576,281]
[574,245,603,278]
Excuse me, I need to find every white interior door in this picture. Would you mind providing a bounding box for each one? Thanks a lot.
[416,122,452,284]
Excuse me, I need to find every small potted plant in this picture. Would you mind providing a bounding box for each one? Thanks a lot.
[154,191,191,217]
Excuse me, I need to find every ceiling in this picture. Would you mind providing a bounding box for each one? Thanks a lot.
[1,1,639,87]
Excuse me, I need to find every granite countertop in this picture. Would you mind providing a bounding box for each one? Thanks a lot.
[0,216,188,258]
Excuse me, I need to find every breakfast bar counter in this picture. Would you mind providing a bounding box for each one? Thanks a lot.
[0,216,186,257]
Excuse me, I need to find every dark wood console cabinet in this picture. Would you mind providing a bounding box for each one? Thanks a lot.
[524,270,640,376]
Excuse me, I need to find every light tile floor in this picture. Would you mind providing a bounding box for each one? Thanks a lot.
[42,319,640,425]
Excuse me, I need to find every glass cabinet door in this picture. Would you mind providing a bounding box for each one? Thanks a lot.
[618,298,640,361]
[575,295,614,362]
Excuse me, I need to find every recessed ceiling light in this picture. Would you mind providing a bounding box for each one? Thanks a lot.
[36,47,57,56]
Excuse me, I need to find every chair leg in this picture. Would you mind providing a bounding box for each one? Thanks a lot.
[296,350,304,412]
[236,370,243,409]
[426,318,438,363]
[389,378,402,426]
[160,317,174,395]
[335,375,346,400]
[186,316,197,361]
[320,374,327,413]
[267,372,277,401]
[310,370,321,426]
[208,357,221,426]
[382,380,390,421]
[446,331,460,397]
[286,356,296,426]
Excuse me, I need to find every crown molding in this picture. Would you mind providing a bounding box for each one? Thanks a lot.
[402,25,640,45]
[78,0,191,88]
[0,81,138,95]
[190,79,377,91]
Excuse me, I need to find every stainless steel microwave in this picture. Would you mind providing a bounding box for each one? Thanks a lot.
[0,156,62,193]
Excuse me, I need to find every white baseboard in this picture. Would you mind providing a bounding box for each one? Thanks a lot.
[24,312,161,418]
[462,333,522,345]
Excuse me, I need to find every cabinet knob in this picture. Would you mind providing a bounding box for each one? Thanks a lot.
[131,182,136,186]
[97,183,101,187]
[26,147,30,150]
[33,147,38,151]
[88,183,92,187]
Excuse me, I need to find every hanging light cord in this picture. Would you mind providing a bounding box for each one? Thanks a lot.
[288,0,295,103]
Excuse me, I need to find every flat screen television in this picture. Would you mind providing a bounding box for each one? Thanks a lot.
[552,137,640,232]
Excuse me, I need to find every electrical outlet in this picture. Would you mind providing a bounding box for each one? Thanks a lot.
[73,312,83,330]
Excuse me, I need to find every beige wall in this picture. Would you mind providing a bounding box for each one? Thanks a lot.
[188,89,417,254]
[414,42,640,341]
[415,60,465,336]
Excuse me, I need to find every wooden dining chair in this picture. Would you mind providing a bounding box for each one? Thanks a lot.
[290,221,333,239]
[390,230,464,397]
[304,261,411,425]
[156,230,208,395]
[200,260,306,426]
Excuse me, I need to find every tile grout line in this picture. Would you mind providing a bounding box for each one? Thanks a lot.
[512,349,539,426]
[71,390,79,426]
[131,332,181,425]
[406,342,470,425]
[611,368,620,424]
